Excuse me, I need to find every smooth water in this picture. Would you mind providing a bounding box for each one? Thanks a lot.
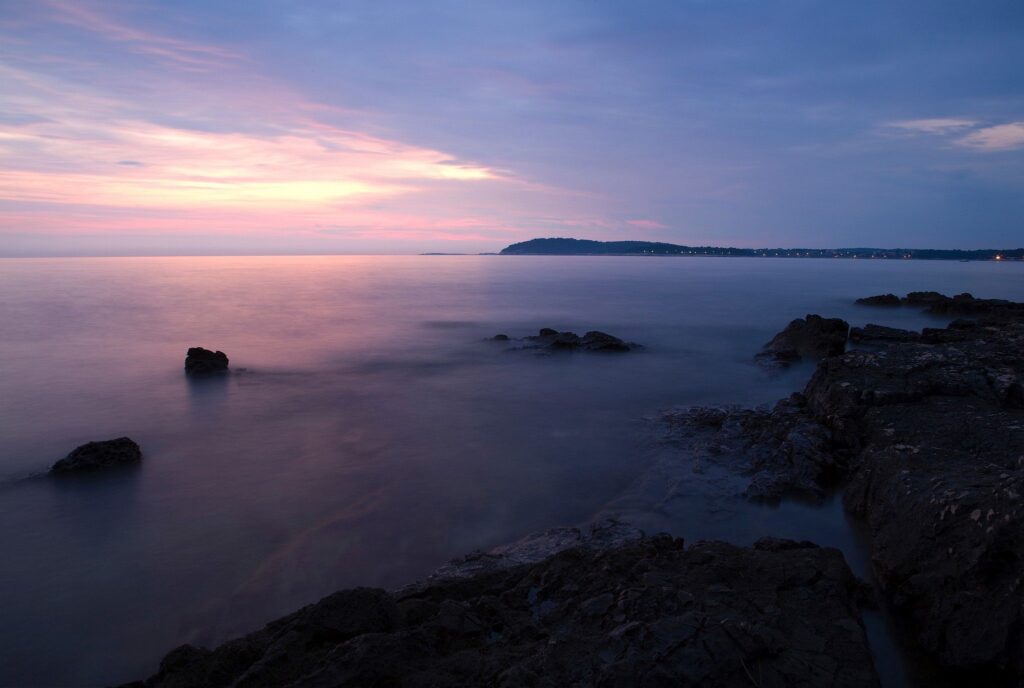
[1,255,1021,687]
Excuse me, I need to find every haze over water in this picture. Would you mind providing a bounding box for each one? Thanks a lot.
[1,255,1022,686]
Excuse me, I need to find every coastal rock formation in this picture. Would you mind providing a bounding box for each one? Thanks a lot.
[127,535,879,688]
[50,437,142,474]
[494,328,638,353]
[675,305,1024,680]
[757,314,849,364]
[803,319,1024,678]
[185,347,229,375]
[855,294,900,307]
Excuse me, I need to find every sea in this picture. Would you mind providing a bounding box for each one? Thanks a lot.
[1,255,1021,686]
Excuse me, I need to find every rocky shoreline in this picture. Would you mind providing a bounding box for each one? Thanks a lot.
[128,292,1024,686]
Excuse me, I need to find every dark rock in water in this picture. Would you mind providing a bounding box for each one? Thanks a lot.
[859,291,1024,321]
[548,330,581,349]
[925,294,1024,321]
[184,347,229,375]
[490,334,510,341]
[501,328,640,353]
[580,330,631,352]
[855,293,901,306]
[129,535,879,688]
[849,324,920,344]
[902,291,950,306]
[758,314,849,364]
[51,437,141,474]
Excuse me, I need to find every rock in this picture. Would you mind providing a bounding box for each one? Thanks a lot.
[855,293,901,306]
[502,328,640,353]
[662,301,1024,679]
[185,347,229,375]
[758,314,849,364]
[547,331,581,349]
[849,324,920,344]
[902,291,950,306]
[926,295,1024,321]
[490,334,510,341]
[662,394,840,503]
[804,321,1024,677]
[129,536,879,688]
[579,330,631,352]
[50,437,142,474]
[861,291,1024,322]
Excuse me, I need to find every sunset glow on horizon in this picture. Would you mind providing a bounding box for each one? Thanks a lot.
[2,1,1023,255]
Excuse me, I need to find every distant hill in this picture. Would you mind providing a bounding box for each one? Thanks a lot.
[498,238,1024,261]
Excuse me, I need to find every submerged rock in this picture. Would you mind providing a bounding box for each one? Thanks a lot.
[757,314,849,364]
[128,535,879,688]
[184,347,229,375]
[51,437,142,474]
[855,293,901,307]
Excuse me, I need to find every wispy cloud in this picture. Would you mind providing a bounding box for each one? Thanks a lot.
[40,0,239,70]
[0,116,500,209]
[955,121,1024,152]
[885,118,978,135]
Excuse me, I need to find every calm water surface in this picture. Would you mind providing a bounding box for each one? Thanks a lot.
[1,255,1022,686]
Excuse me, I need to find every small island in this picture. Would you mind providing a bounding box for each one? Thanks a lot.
[498,237,1024,261]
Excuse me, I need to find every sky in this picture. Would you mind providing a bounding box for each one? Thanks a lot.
[1,0,1023,256]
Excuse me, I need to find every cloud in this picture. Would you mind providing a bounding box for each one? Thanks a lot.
[0,117,500,210]
[955,121,1024,152]
[40,0,239,70]
[886,118,978,135]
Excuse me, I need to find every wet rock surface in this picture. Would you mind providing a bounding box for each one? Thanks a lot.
[661,396,841,503]
[493,328,639,353]
[50,437,141,474]
[670,301,1024,681]
[185,347,229,374]
[127,535,878,688]
[757,314,849,365]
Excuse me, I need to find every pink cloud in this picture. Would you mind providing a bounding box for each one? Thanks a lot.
[955,121,1024,151]
[0,2,614,252]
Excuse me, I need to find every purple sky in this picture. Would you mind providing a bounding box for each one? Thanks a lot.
[2,0,1023,255]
